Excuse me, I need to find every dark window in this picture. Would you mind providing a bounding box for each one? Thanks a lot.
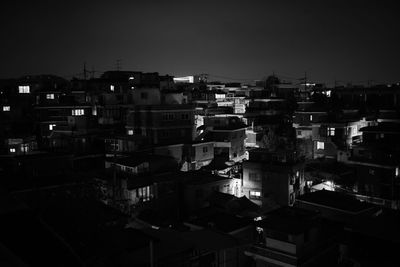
[140,92,148,99]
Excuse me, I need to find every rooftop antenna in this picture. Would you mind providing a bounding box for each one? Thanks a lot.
[83,62,87,80]
[116,59,122,71]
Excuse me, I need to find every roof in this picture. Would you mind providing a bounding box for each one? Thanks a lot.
[187,211,252,233]
[256,207,320,235]
[360,123,400,134]
[180,229,239,250]
[297,190,375,214]
[111,154,175,168]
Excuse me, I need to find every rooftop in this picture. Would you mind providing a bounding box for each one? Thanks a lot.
[256,207,320,235]
[297,190,375,214]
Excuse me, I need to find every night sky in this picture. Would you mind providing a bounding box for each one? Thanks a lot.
[1,0,399,85]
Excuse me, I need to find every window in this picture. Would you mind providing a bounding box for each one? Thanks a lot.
[129,76,134,80]
[72,109,85,116]
[162,113,174,121]
[110,85,115,92]
[49,124,56,130]
[327,127,335,136]
[317,141,324,150]
[289,193,295,206]
[127,129,134,135]
[140,92,148,99]
[137,186,151,202]
[249,173,261,182]
[202,147,208,153]
[297,130,302,136]
[2,106,10,112]
[18,85,30,94]
[249,191,262,199]
[46,94,55,99]
[309,115,313,121]
[21,144,28,153]
[9,148,16,153]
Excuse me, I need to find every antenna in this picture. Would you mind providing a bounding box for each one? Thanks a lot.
[83,62,87,80]
[116,59,122,71]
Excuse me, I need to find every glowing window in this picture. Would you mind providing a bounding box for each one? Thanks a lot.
[310,115,313,121]
[10,148,16,153]
[72,109,85,116]
[3,106,10,111]
[110,85,115,92]
[46,94,55,99]
[317,141,324,150]
[49,124,56,130]
[250,191,261,199]
[328,127,335,136]
[128,129,134,135]
[129,76,134,80]
[18,85,30,94]
[21,145,28,153]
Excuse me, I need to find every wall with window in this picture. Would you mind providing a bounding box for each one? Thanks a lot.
[132,88,161,105]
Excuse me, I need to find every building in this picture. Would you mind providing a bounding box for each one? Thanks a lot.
[245,207,338,267]
[243,149,305,208]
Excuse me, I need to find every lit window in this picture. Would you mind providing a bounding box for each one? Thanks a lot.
[18,85,30,94]
[2,106,10,111]
[110,85,115,92]
[396,167,399,177]
[10,148,16,153]
[128,129,134,135]
[249,191,262,199]
[328,127,335,136]
[296,171,300,177]
[72,109,85,116]
[317,141,324,150]
[310,115,313,121]
[129,76,134,80]
[46,94,55,99]
[21,144,28,153]
[49,124,56,130]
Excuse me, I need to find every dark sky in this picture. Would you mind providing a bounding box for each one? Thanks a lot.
[1,0,399,85]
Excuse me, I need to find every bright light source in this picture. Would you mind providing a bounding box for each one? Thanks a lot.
[110,85,115,92]
[10,148,16,153]
[128,129,134,135]
[46,94,55,99]
[49,124,56,130]
[129,76,134,80]
[317,141,324,150]
[72,109,85,116]
[2,106,10,111]
[18,85,30,94]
